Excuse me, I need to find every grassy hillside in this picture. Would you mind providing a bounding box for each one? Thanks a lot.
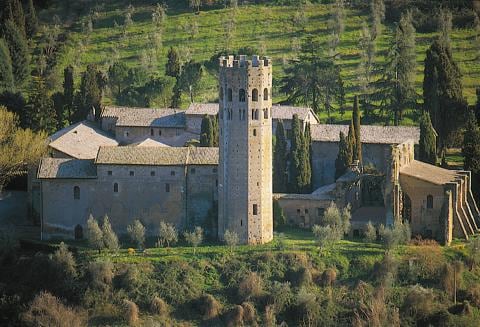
[35,1,480,124]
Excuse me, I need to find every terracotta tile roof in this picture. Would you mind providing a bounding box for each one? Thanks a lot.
[400,160,458,185]
[102,106,185,128]
[311,124,420,144]
[130,138,170,147]
[37,158,97,179]
[185,103,219,116]
[95,146,218,166]
[48,121,118,159]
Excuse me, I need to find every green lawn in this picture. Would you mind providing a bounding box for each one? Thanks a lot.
[34,1,480,124]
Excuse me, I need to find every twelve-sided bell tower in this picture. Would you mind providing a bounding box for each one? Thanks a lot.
[218,55,273,245]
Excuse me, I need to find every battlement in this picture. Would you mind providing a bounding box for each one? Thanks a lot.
[219,55,271,69]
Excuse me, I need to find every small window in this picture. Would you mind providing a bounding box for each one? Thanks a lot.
[264,109,268,119]
[253,129,257,136]
[73,186,80,200]
[213,167,217,173]
[252,88,258,102]
[159,130,162,136]
[317,208,325,217]
[150,128,154,136]
[253,204,258,215]
[124,131,129,137]
[254,109,259,120]
[263,88,269,100]
[228,88,233,102]
[165,183,170,192]
[427,195,433,209]
[151,171,155,176]
[305,209,309,214]
[129,171,134,176]
[239,89,246,102]
[75,224,83,240]
[241,220,243,226]
[171,171,175,176]
[216,179,218,187]
[297,209,301,214]
[191,168,196,174]
[108,171,112,176]
[220,87,224,100]
[113,183,118,193]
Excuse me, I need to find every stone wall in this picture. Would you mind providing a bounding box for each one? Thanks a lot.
[274,196,331,228]
[115,126,184,144]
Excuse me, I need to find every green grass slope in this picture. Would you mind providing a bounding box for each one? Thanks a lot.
[37,1,480,124]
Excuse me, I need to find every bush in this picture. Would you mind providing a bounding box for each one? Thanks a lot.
[268,281,293,314]
[372,252,397,287]
[224,229,239,252]
[320,268,337,287]
[402,285,436,321]
[238,272,264,301]
[122,299,139,326]
[22,291,85,327]
[225,305,243,327]
[87,214,104,253]
[127,219,146,249]
[264,304,276,327]
[102,215,120,251]
[158,221,178,248]
[467,284,480,308]
[364,221,377,242]
[241,302,256,325]
[88,260,114,290]
[184,226,203,254]
[50,242,77,280]
[440,261,464,300]
[150,296,169,317]
[156,261,203,304]
[198,294,221,320]
[287,266,312,287]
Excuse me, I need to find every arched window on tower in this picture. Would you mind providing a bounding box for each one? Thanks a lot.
[239,89,246,102]
[427,195,433,209]
[220,87,224,100]
[228,88,233,102]
[252,88,258,102]
[254,109,259,120]
[263,109,268,119]
[263,88,269,100]
[73,186,80,200]
[114,183,119,193]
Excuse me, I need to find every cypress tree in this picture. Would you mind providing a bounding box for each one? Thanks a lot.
[74,64,103,122]
[0,38,14,92]
[273,120,288,193]
[335,131,349,179]
[3,20,30,87]
[27,76,57,134]
[347,119,356,165]
[419,111,437,165]
[423,40,467,152]
[165,47,181,78]
[463,110,480,200]
[4,0,26,37]
[63,65,74,122]
[200,115,214,147]
[352,95,362,163]
[303,122,312,193]
[25,0,38,38]
[212,114,219,147]
[289,114,303,193]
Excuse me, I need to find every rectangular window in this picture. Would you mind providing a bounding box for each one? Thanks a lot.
[159,129,162,136]
[317,208,325,217]
[129,171,134,176]
[305,209,309,214]
[150,171,155,176]
[213,168,217,173]
[253,204,258,215]
[108,171,112,176]
[171,171,175,176]
[191,168,196,174]
[165,183,170,192]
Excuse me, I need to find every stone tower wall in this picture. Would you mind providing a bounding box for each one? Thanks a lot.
[218,55,273,244]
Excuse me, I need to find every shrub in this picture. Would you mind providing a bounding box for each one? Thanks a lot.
[184,226,203,254]
[150,296,169,317]
[402,285,436,321]
[224,229,239,252]
[50,242,77,280]
[127,219,146,249]
[312,224,339,251]
[440,261,464,300]
[22,291,85,327]
[320,268,337,287]
[364,221,377,242]
[238,272,263,301]
[88,260,114,290]
[288,266,312,287]
[264,304,276,327]
[241,302,256,325]
[198,294,221,320]
[372,252,397,287]
[122,299,139,326]
[225,305,244,327]
[102,214,119,251]
[87,214,104,253]
[156,261,203,304]
[467,284,480,308]
[269,281,293,314]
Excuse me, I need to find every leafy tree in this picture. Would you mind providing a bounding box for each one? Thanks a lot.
[4,0,25,36]
[108,62,129,99]
[189,0,201,14]
[25,0,38,38]
[369,0,385,40]
[423,40,467,151]
[273,199,286,230]
[335,131,349,179]
[0,38,14,92]
[127,219,146,249]
[102,215,119,251]
[312,225,338,252]
[419,111,437,165]
[178,60,204,103]
[27,76,56,134]
[364,221,377,242]
[86,215,104,253]
[329,0,345,55]
[165,47,181,78]
[273,120,288,193]
[3,20,30,87]
[224,229,239,253]
[352,96,362,163]
[63,66,74,123]
[200,115,214,147]
[184,226,203,254]
[438,8,452,44]
[358,23,376,118]
[142,76,175,107]
[158,221,178,248]
[50,242,77,280]
[463,110,480,200]
[0,91,26,127]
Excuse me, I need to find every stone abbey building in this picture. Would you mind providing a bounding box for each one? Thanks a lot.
[31,56,480,245]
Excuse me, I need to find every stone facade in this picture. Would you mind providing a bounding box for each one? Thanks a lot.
[218,55,273,245]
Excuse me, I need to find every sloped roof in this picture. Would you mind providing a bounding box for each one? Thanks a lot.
[311,124,420,144]
[48,121,118,159]
[37,158,97,179]
[95,146,219,166]
[102,106,185,128]
[274,183,336,201]
[130,138,170,147]
[185,103,219,116]
[400,160,458,185]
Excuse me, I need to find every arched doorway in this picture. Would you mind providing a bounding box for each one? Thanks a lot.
[74,224,83,240]
[402,193,412,223]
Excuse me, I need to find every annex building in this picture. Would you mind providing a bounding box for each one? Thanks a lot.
[31,56,480,245]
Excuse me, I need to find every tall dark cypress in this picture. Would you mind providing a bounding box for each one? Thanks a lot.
[3,20,30,87]
[419,111,437,165]
[352,95,362,164]
[74,64,102,122]
[0,38,14,92]
[347,118,356,166]
[335,131,349,179]
[4,0,26,37]
[273,120,288,193]
[165,47,181,78]
[289,114,303,193]
[303,122,312,193]
[463,110,480,200]
[63,65,74,122]
[25,0,38,38]
[212,114,219,147]
[200,115,214,147]
[27,76,57,134]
